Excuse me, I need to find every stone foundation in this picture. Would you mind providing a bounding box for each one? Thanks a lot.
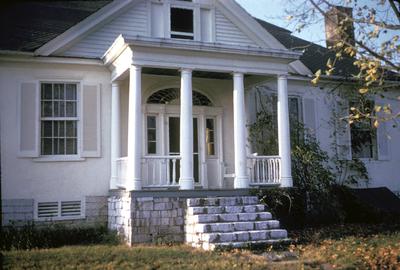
[108,190,187,244]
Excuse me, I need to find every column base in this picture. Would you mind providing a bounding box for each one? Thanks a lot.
[234,176,249,189]
[280,176,293,188]
[179,178,194,190]
[126,179,142,191]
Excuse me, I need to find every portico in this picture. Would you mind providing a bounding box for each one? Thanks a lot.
[105,36,299,191]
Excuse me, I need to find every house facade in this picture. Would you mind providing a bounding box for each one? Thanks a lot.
[1,0,399,248]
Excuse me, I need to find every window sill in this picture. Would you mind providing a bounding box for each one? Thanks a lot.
[33,156,85,162]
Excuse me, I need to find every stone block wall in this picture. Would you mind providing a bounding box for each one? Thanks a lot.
[131,197,186,243]
[108,191,188,244]
[2,199,34,226]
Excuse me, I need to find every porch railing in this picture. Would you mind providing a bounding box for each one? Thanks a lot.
[247,155,281,185]
[115,156,181,188]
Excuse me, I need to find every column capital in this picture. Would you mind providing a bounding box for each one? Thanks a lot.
[180,68,193,74]
[111,81,120,88]
[130,65,142,71]
[277,73,288,80]
[232,71,244,78]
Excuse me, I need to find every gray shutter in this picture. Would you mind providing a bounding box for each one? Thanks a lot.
[335,99,352,160]
[303,98,316,135]
[18,82,39,157]
[376,102,390,160]
[81,84,101,157]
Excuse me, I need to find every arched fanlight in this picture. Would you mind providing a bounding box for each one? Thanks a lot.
[147,88,213,106]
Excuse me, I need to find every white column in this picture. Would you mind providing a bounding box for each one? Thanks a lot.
[179,68,194,190]
[277,74,293,187]
[233,72,249,189]
[126,65,142,190]
[110,82,121,189]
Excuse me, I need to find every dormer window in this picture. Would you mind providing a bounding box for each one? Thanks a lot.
[170,7,194,40]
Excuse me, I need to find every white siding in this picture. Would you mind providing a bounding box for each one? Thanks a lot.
[61,1,148,58]
[215,9,255,47]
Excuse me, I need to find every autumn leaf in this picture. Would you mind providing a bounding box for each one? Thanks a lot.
[359,88,369,94]
[373,120,379,128]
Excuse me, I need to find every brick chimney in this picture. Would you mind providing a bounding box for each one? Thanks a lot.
[325,6,355,48]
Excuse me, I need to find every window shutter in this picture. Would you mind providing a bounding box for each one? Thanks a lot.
[18,82,39,157]
[335,99,352,160]
[376,102,390,161]
[303,98,316,135]
[81,84,101,157]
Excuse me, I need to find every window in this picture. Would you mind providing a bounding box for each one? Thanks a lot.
[40,83,78,156]
[252,92,302,156]
[170,7,194,39]
[350,101,376,159]
[37,200,82,220]
[206,118,215,156]
[147,116,157,154]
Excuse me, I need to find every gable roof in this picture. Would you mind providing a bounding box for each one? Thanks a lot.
[0,1,355,76]
[0,1,111,52]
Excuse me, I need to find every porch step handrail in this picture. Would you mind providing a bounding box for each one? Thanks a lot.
[247,155,281,185]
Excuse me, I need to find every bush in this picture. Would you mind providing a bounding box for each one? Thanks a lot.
[0,223,120,250]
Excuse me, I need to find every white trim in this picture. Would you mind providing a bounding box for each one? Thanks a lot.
[33,156,85,162]
[0,53,104,66]
[34,0,137,56]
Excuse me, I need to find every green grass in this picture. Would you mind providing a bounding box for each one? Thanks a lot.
[2,227,400,269]
[2,244,269,270]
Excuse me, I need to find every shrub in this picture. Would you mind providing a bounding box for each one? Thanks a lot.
[0,223,120,250]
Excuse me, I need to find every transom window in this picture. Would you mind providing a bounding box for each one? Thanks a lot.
[170,7,194,40]
[147,88,213,106]
[40,83,78,155]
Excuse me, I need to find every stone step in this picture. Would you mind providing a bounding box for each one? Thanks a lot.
[187,204,266,215]
[193,238,292,251]
[186,212,272,224]
[188,220,280,233]
[187,196,259,207]
[196,229,288,243]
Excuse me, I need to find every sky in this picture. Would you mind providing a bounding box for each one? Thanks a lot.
[236,0,326,46]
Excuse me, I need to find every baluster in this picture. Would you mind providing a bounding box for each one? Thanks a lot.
[268,159,272,184]
[172,158,177,185]
[274,159,278,183]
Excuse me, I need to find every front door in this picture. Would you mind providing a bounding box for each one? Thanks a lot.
[168,116,200,184]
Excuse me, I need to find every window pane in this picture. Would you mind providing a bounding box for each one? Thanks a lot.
[66,121,76,137]
[53,84,64,100]
[41,84,52,100]
[41,138,53,155]
[66,102,76,117]
[42,101,53,117]
[42,121,52,137]
[171,8,193,33]
[66,84,77,100]
[148,129,156,141]
[207,143,215,156]
[147,116,156,129]
[53,121,59,137]
[148,142,156,154]
[55,138,65,155]
[53,101,59,117]
[66,138,77,154]
[59,101,65,117]
[59,121,65,137]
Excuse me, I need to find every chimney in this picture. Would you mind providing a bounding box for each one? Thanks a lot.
[325,6,355,48]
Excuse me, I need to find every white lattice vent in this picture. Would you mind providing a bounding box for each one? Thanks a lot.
[61,201,81,217]
[37,202,58,218]
[36,200,83,220]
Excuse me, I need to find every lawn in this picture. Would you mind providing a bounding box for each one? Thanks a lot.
[2,226,400,269]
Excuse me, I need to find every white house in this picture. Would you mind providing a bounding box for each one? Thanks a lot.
[1,0,399,249]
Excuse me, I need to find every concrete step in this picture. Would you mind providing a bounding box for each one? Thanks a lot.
[196,229,288,243]
[193,238,292,251]
[187,196,259,207]
[186,211,272,224]
[187,204,266,215]
[188,220,280,233]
